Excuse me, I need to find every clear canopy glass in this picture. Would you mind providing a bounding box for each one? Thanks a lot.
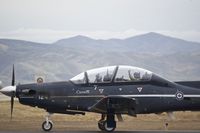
[115,65,152,82]
[70,72,86,84]
[70,65,153,84]
[87,66,116,83]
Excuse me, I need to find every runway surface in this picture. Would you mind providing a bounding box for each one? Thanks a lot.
[0,93,9,101]
[0,131,200,133]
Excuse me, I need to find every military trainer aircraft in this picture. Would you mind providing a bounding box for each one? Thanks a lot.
[1,65,200,132]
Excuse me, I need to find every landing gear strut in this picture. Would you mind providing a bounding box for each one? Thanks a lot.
[98,114,106,131]
[42,112,53,131]
[98,114,116,132]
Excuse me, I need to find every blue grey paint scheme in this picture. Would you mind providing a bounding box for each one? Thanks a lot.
[2,65,200,132]
[17,73,200,114]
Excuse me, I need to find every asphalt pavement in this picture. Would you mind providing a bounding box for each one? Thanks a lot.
[0,131,200,133]
[0,93,9,101]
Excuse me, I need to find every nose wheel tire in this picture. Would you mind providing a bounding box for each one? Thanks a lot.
[42,121,53,131]
[98,120,105,131]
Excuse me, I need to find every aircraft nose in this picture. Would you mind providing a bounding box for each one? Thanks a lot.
[0,86,16,97]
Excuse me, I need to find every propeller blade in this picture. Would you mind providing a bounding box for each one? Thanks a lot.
[0,65,16,120]
[11,65,15,120]
[11,95,14,119]
[11,64,15,86]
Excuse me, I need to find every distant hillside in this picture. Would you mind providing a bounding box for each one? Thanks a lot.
[54,32,200,54]
[0,32,200,86]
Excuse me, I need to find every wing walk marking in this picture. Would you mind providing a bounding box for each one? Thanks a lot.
[50,94,200,98]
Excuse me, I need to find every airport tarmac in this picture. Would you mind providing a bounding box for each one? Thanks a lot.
[1,101,200,132]
[0,92,9,101]
[0,131,200,133]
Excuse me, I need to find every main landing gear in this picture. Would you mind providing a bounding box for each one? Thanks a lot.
[41,112,117,132]
[42,112,53,131]
[98,114,116,132]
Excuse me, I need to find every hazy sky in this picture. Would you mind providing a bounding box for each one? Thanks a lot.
[0,0,200,43]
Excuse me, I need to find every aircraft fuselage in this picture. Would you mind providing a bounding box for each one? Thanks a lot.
[2,65,200,132]
[17,74,200,115]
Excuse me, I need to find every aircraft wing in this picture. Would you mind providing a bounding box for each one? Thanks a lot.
[89,96,136,116]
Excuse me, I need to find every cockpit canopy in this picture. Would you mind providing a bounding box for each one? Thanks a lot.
[70,65,153,84]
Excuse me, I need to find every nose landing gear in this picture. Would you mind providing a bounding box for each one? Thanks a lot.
[98,114,106,131]
[42,112,53,131]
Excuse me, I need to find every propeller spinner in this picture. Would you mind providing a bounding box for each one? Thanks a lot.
[0,65,16,119]
[0,80,2,89]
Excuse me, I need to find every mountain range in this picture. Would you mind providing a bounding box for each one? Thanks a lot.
[0,32,200,86]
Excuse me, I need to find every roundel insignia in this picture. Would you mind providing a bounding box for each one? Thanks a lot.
[175,91,184,100]
[37,77,44,84]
